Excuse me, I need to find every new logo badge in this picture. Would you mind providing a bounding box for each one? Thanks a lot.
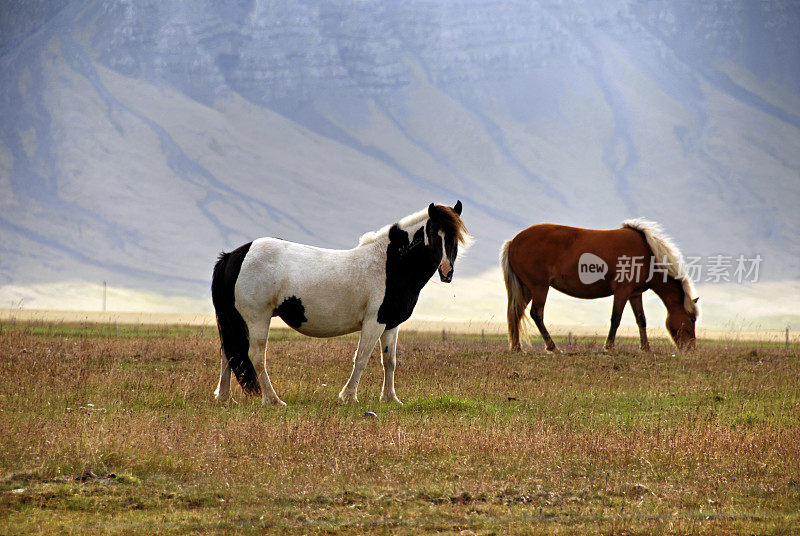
[578,253,608,284]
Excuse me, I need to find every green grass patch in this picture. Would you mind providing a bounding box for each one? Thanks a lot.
[1,329,798,534]
[402,392,495,415]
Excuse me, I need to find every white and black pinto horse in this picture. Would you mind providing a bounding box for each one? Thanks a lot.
[211,201,470,406]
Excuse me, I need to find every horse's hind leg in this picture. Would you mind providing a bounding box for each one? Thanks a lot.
[339,319,384,403]
[248,318,285,406]
[603,291,629,352]
[628,294,650,351]
[214,354,232,402]
[379,327,402,404]
[529,285,560,353]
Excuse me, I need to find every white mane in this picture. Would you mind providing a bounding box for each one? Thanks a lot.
[622,218,699,317]
[358,208,430,246]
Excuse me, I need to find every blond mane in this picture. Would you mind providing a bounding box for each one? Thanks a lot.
[358,208,430,246]
[359,206,471,248]
[622,218,699,317]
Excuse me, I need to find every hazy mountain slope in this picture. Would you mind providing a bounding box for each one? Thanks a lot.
[1,0,799,308]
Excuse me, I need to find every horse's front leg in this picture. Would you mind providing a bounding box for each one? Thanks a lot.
[249,318,286,406]
[339,320,384,403]
[628,294,650,351]
[603,291,629,352]
[379,327,402,404]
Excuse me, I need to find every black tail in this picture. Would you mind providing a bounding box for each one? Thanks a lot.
[211,242,261,396]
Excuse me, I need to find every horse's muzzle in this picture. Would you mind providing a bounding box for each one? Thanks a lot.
[438,268,453,283]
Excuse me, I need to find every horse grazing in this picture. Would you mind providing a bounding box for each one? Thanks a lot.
[211,202,470,406]
[501,219,699,352]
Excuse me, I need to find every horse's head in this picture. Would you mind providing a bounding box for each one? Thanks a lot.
[666,296,699,350]
[426,200,469,283]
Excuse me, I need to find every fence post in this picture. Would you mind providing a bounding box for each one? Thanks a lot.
[787,327,790,350]
[441,328,446,342]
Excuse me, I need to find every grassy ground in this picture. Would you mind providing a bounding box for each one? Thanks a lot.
[0,324,798,535]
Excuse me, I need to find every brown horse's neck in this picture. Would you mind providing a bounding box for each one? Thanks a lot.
[649,275,685,312]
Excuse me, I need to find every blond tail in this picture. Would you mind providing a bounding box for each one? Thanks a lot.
[500,240,530,351]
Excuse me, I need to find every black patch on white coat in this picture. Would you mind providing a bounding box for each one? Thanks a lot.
[273,296,308,329]
[377,225,440,330]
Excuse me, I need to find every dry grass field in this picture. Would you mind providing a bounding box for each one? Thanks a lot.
[1,322,798,535]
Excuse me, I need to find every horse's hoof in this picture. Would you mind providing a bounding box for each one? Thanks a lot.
[381,394,403,405]
[214,392,230,403]
[263,397,287,407]
[339,391,359,404]
[546,347,563,355]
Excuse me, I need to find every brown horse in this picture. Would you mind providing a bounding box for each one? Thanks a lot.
[500,219,699,352]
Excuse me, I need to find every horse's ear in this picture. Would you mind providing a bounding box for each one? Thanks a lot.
[693,297,700,303]
[453,200,462,215]
[427,203,437,219]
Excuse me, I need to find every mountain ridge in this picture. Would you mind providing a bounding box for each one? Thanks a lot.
[1,0,799,306]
